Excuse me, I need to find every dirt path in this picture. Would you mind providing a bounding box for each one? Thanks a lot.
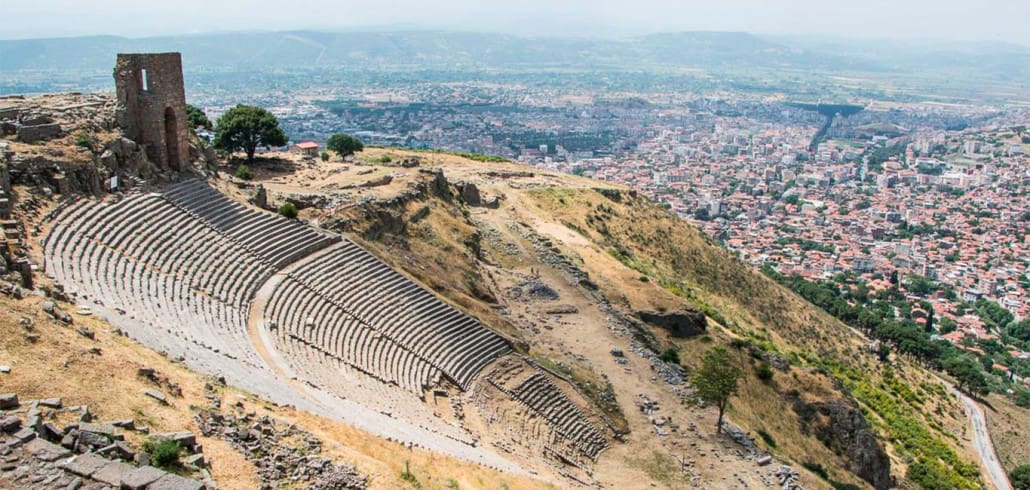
[947,383,1013,490]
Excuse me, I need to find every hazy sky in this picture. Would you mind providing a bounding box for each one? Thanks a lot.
[4,0,1030,45]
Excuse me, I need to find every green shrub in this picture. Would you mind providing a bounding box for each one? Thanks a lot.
[235,164,254,180]
[400,461,422,489]
[659,348,680,365]
[279,202,298,219]
[802,461,829,480]
[756,429,777,448]
[143,439,182,471]
[755,362,775,382]
[74,131,95,152]
[831,482,862,490]
[1010,464,1030,490]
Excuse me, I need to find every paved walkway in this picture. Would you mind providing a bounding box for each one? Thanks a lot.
[946,383,1012,490]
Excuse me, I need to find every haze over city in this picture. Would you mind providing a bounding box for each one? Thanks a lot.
[4,0,1030,45]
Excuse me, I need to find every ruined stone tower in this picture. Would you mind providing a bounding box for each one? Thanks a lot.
[114,53,188,171]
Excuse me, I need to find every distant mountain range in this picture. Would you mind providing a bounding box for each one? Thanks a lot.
[2,29,1028,79]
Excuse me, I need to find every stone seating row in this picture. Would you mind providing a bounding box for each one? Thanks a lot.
[161,180,338,269]
[279,242,512,389]
[264,276,442,394]
[44,195,274,372]
[495,372,609,460]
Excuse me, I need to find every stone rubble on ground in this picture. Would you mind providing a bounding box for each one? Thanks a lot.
[0,391,210,489]
[195,405,366,490]
[194,379,365,489]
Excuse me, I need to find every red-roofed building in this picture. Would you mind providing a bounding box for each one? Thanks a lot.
[291,141,320,157]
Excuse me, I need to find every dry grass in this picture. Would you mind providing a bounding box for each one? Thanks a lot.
[983,393,1030,474]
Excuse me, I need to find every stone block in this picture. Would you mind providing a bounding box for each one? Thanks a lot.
[0,107,19,121]
[61,453,110,478]
[38,397,62,408]
[154,431,195,449]
[146,472,205,490]
[17,123,63,143]
[78,423,117,437]
[183,453,205,468]
[24,437,72,461]
[145,389,167,404]
[91,459,134,486]
[12,427,36,444]
[110,419,135,430]
[119,465,166,490]
[41,422,63,441]
[98,440,133,460]
[0,416,21,433]
[0,393,18,409]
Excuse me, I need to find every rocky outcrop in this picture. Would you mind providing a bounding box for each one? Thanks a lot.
[636,309,707,338]
[792,397,891,490]
[7,135,166,195]
[457,181,482,206]
[456,181,501,208]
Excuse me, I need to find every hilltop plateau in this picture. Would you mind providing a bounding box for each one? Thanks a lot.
[0,92,1021,490]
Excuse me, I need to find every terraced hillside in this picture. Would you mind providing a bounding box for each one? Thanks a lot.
[41,178,607,476]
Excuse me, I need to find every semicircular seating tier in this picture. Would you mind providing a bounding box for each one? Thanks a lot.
[42,178,607,465]
[263,239,513,393]
[44,179,512,395]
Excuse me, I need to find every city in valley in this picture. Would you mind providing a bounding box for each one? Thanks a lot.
[183,60,1030,367]
[1,16,1030,490]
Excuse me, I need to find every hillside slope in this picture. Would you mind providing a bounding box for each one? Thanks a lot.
[231,147,989,489]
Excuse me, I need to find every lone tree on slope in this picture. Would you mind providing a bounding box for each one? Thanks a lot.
[214,105,287,164]
[693,346,743,433]
[326,133,364,157]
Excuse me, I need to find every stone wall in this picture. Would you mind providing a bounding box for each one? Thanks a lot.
[114,53,188,171]
[16,124,62,144]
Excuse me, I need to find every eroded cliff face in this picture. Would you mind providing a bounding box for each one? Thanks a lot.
[792,395,892,490]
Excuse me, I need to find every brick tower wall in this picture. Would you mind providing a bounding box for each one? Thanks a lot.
[114,53,188,171]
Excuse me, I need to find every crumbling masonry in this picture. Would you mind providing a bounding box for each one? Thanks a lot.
[114,53,188,170]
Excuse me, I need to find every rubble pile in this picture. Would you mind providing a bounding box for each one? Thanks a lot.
[0,392,210,489]
[195,408,366,490]
[0,94,116,143]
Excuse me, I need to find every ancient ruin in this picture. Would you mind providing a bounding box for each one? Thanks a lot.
[42,178,610,470]
[113,53,188,171]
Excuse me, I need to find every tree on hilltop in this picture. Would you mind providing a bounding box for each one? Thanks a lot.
[185,104,212,131]
[693,346,743,433]
[326,133,364,157]
[214,105,287,164]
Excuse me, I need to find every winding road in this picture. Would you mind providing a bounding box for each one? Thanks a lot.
[946,383,1013,490]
